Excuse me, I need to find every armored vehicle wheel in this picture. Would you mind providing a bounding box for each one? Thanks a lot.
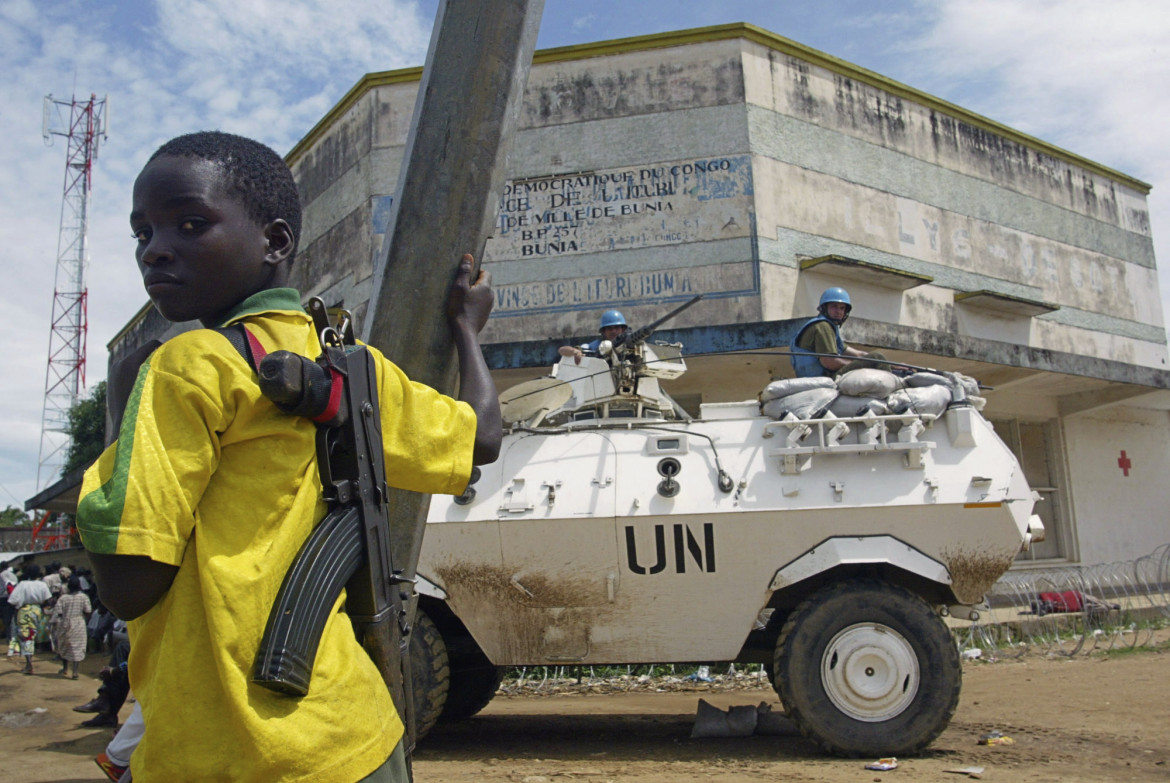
[409,608,450,741]
[441,663,505,722]
[774,580,960,757]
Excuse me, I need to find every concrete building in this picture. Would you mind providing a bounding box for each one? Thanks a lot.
[106,23,1169,569]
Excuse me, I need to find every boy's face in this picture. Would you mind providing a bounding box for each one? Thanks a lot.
[130,155,292,327]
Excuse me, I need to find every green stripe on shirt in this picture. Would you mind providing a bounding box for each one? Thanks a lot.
[76,357,152,554]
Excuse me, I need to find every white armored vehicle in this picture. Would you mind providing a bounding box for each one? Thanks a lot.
[411,312,1043,757]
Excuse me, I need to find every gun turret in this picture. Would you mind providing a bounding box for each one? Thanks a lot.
[616,294,703,348]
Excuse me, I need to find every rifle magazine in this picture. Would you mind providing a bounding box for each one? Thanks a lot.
[252,506,364,696]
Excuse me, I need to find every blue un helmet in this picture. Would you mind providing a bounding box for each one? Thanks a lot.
[599,310,627,332]
[817,287,852,320]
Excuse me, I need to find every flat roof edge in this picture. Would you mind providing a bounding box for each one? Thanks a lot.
[286,23,1150,193]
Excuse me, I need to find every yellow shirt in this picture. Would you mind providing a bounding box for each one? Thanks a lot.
[77,288,476,783]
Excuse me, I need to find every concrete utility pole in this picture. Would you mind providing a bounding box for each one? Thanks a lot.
[363,0,544,594]
[366,1,544,358]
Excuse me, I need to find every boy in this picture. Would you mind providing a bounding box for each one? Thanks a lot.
[77,131,501,782]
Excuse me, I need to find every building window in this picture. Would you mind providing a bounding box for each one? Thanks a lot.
[989,418,1071,562]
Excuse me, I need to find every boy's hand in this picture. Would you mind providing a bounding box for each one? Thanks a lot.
[447,254,493,333]
[107,340,162,444]
[446,253,502,465]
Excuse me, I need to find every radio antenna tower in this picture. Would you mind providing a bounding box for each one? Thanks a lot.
[37,93,109,491]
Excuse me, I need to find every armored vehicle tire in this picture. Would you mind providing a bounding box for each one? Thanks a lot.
[774,580,961,758]
[409,608,450,741]
[441,663,505,722]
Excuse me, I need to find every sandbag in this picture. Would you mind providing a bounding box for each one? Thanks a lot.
[760,376,836,403]
[905,371,980,397]
[836,368,903,398]
[828,394,889,418]
[956,373,980,397]
[903,372,952,389]
[885,389,909,413]
[691,698,759,738]
[886,385,952,416]
[761,388,837,420]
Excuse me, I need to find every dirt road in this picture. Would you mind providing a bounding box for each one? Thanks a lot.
[3,645,1167,782]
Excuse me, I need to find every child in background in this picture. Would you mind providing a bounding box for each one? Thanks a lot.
[50,575,91,678]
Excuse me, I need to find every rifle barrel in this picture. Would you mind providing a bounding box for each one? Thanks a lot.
[625,294,704,344]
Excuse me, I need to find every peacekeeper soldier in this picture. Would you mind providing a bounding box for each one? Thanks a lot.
[790,287,896,378]
[558,309,629,365]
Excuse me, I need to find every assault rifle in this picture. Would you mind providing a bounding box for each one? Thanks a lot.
[244,298,416,748]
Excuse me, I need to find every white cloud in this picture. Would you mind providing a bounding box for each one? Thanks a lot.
[570,14,597,34]
[0,0,433,503]
[914,0,1170,167]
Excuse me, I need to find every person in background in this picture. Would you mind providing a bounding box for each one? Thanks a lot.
[790,287,898,378]
[95,702,142,781]
[46,565,72,663]
[88,599,119,653]
[559,310,629,364]
[1,560,16,642]
[73,630,131,729]
[41,562,64,595]
[7,564,51,674]
[51,575,92,678]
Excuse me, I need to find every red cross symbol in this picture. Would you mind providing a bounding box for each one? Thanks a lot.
[1118,450,1132,477]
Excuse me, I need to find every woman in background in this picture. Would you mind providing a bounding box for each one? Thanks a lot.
[7,565,51,674]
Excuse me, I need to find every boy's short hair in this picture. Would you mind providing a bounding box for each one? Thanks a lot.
[148,131,302,258]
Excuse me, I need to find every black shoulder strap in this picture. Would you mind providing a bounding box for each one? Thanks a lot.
[214,324,265,372]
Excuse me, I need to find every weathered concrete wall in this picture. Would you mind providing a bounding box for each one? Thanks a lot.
[290,29,1165,376]
[1062,407,1170,564]
[287,81,417,327]
[745,48,1151,235]
[483,156,755,324]
[740,39,1164,370]
[106,305,190,369]
[288,40,767,346]
[521,41,746,129]
[484,41,755,342]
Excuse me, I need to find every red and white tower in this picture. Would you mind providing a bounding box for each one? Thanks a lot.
[37,93,108,491]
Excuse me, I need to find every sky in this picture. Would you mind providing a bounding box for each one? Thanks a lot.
[3,0,1169,511]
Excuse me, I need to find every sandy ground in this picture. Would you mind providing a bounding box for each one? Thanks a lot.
[2,644,1168,783]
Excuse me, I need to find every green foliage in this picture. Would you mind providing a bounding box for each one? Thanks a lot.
[62,380,108,476]
[0,506,32,526]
